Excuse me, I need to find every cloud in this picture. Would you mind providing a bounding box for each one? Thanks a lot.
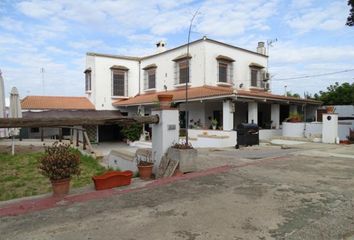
[0,0,352,97]
[196,0,278,37]
[286,1,347,34]
[0,17,23,32]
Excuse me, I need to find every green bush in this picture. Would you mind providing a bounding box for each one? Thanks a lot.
[121,123,143,142]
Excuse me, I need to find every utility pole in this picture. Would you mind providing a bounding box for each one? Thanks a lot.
[185,9,200,145]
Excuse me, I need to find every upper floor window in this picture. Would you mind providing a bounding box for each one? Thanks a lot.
[143,64,157,90]
[216,55,235,84]
[111,65,128,97]
[84,68,91,92]
[173,54,191,85]
[249,63,265,88]
[178,60,189,84]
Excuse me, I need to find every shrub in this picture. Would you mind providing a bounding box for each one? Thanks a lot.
[171,141,194,149]
[38,142,81,181]
[121,123,143,142]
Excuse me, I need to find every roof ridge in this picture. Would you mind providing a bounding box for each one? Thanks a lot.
[25,95,88,98]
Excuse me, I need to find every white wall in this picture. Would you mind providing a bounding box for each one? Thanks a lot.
[179,101,206,128]
[86,38,268,110]
[188,129,236,148]
[140,42,206,92]
[204,41,268,90]
[86,56,139,110]
[259,129,282,141]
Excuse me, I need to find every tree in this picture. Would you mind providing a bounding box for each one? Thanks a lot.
[314,82,354,105]
[347,0,354,26]
[286,91,301,98]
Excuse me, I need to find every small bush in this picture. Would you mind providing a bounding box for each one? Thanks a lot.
[38,142,81,181]
[121,123,143,142]
[171,141,194,149]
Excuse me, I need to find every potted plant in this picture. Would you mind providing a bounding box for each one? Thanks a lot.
[287,111,303,122]
[38,142,81,197]
[347,128,354,144]
[135,149,154,180]
[168,142,197,173]
[121,123,143,143]
[211,119,218,130]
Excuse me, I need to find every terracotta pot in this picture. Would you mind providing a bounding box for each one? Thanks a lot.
[326,106,334,113]
[339,140,350,145]
[51,178,70,197]
[138,164,153,180]
[92,171,133,190]
[157,94,173,109]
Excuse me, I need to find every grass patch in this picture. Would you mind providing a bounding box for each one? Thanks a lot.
[0,150,106,201]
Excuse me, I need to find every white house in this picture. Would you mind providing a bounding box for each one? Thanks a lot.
[85,37,321,146]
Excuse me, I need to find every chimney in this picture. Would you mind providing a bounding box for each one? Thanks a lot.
[257,42,266,55]
[156,40,166,53]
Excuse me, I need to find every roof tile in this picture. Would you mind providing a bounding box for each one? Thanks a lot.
[21,96,95,110]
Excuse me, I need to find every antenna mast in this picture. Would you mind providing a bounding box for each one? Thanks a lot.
[40,67,45,95]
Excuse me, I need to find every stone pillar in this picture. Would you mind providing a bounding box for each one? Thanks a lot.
[322,113,338,144]
[271,104,280,129]
[151,95,179,173]
[248,102,258,124]
[223,100,234,130]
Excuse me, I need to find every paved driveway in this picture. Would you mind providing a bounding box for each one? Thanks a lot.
[1,144,354,240]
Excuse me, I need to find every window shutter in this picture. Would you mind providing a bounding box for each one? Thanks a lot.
[229,63,234,84]
[188,60,191,83]
[125,72,128,96]
[217,62,219,82]
[174,62,178,85]
[144,71,148,90]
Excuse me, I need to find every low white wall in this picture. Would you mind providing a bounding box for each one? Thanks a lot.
[187,129,236,148]
[282,121,351,141]
[304,122,322,138]
[339,122,352,140]
[282,122,305,138]
[259,129,282,141]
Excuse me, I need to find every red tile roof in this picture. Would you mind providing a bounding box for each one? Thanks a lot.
[113,85,321,106]
[21,96,95,110]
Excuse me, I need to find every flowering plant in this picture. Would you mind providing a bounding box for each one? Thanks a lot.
[38,142,81,181]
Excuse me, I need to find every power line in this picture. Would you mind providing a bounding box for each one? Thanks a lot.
[272,68,354,81]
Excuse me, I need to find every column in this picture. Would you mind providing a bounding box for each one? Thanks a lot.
[248,102,258,124]
[139,106,146,141]
[223,100,234,130]
[151,95,179,173]
[271,104,280,129]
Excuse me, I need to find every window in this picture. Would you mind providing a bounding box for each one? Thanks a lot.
[30,128,39,133]
[216,55,234,84]
[147,69,156,89]
[218,62,228,83]
[251,69,260,87]
[179,60,189,84]
[143,65,157,90]
[112,70,126,96]
[84,69,91,91]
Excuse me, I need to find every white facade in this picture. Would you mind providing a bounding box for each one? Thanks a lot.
[85,38,268,111]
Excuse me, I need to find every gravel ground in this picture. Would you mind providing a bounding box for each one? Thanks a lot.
[1,143,354,240]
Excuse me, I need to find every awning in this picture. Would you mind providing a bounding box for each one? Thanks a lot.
[216,55,235,62]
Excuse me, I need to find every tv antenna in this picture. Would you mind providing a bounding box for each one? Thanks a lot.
[266,38,277,72]
[40,67,45,95]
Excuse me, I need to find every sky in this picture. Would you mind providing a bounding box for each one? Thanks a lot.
[0,0,353,98]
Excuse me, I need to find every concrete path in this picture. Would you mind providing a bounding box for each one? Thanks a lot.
[1,144,354,240]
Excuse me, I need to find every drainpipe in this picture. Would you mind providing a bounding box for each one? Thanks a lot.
[138,60,141,95]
